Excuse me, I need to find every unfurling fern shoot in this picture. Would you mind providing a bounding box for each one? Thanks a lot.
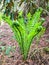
[0,8,45,60]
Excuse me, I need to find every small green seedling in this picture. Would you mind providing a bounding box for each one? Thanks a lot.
[0,8,45,60]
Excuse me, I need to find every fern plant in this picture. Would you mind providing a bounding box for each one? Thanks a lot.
[0,8,45,60]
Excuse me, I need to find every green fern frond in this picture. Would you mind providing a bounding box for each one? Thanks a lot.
[0,8,45,60]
